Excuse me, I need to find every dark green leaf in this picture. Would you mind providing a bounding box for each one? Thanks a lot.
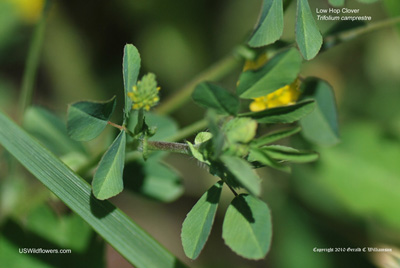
[192,82,239,115]
[67,97,116,141]
[181,181,223,259]
[252,126,301,146]
[123,44,141,119]
[0,111,186,268]
[248,148,291,173]
[300,78,340,146]
[92,131,126,200]
[296,0,323,60]
[263,145,319,163]
[240,100,316,124]
[237,48,302,98]
[248,0,284,47]
[23,106,86,156]
[221,155,261,196]
[222,194,272,260]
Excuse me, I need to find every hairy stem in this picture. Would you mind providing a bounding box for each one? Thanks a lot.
[18,0,51,121]
[146,141,192,155]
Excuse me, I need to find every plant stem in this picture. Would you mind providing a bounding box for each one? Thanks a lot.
[18,0,51,121]
[147,141,192,155]
[323,16,400,50]
[155,54,243,115]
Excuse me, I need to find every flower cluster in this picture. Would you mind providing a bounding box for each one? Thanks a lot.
[127,73,160,111]
[249,79,301,112]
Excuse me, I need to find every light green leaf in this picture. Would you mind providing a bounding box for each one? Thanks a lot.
[23,106,86,156]
[248,148,291,173]
[263,145,319,163]
[328,0,345,6]
[123,44,141,119]
[187,141,209,164]
[296,0,323,60]
[238,48,302,98]
[252,126,301,146]
[222,194,272,260]
[181,181,223,259]
[221,155,261,196]
[248,0,284,47]
[67,97,116,141]
[194,132,213,144]
[92,131,126,200]
[192,82,239,115]
[240,100,316,124]
[0,111,186,268]
[300,78,340,146]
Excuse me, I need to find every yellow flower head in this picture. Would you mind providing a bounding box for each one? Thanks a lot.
[127,73,160,111]
[249,79,301,112]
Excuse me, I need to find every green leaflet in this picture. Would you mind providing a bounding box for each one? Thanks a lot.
[181,181,223,259]
[67,97,116,141]
[221,155,261,196]
[240,100,316,124]
[0,111,186,268]
[300,78,340,146]
[252,126,301,146]
[192,82,239,115]
[248,148,291,173]
[123,44,141,120]
[222,194,272,260]
[328,0,345,6]
[237,48,302,98]
[92,131,126,200]
[263,145,319,163]
[296,0,323,60]
[248,0,284,47]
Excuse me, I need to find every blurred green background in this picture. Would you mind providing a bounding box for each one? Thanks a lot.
[1,0,400,267]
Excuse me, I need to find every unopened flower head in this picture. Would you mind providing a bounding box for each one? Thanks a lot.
[127,73,160,111]
[250,79,301,112]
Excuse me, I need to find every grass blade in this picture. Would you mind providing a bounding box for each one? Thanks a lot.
[0,111,186,268]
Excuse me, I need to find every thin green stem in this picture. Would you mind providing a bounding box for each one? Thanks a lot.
[323,16,400,50]
[18,0,51,121]
[155,53,243,115]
